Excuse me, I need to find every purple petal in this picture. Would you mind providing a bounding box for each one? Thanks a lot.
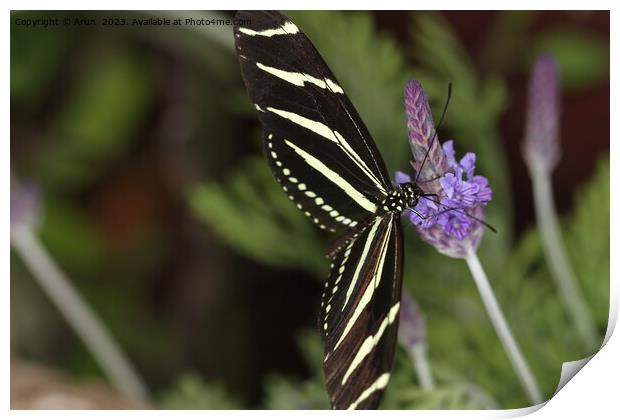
[406,209,424,227]
[398,287,426,350]
[394,170,412,185]
[455,165,464,181]
[456,181,478,207]
[437,199,472,240]
[460,152,476,179]
[408,200,436,229]
[439,173,457,198]
[442,140,457,169]
[472,175,493,203]
[472,175,488,188]
[421,196,439,211]
[478,188,493,204]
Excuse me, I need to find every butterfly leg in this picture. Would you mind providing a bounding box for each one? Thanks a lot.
[417,175,442,185]
[410,208,427,219]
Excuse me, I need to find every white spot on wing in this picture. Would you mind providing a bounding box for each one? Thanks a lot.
[340,218,383,311]
[283,139,378,213]
[266,107,386,193]
[256,62,343,94]
[335,218,393,350]
[347,373,391,410]
[238,21,299,37]
[341,302,400,385]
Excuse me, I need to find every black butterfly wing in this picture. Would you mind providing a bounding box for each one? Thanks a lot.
[234,11,405,410]
[234,10,392,232]
[319,214,403,409]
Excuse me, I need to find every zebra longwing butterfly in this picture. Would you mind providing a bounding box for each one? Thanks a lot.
[234,11,434,410]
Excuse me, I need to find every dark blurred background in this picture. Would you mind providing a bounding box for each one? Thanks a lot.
[10,10,609,409]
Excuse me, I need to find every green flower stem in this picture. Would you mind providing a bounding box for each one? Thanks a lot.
[11,225,149,402]
[528,159,600,351]
[465,248,543,405]
[408,342,435,391]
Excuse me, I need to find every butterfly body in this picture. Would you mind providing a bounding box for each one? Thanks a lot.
[377,182,425,216]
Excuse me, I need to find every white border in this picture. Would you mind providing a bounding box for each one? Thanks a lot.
[4,2,616,419]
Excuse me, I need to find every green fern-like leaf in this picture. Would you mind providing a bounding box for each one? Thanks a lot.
[263,330,329,409]
[190,157,326,276]
[564,156,610,328]
[264,375,330,410]
[159,374,242,409]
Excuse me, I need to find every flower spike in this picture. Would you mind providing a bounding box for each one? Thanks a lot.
[523,54,561,172]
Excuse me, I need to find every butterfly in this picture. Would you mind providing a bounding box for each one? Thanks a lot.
[233,11,440,410]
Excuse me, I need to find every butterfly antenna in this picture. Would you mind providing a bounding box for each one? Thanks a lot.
[414,82,453,185]
[420,195,497,233]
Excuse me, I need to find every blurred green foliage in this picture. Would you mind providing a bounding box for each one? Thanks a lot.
[11,12,72,107]
[565,157,610,325]
[40,48,153,189]
[190,157,325,276]
[11,10,609,410]
[159,374,242,409]
[530,28,609,91]
[11,8,245,399]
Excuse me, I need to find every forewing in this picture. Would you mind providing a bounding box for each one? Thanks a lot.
[319,215,404,409]
[234,10,392,232]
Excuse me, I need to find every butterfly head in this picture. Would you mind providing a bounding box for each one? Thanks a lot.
[398,182,425,209]
[380,182,425,214]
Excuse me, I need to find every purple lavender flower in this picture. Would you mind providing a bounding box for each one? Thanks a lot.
[398,287,426,351]
[399,82,493,258]
[404,80,447,194]
[398,286,436,390]
[523,55,561,172]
